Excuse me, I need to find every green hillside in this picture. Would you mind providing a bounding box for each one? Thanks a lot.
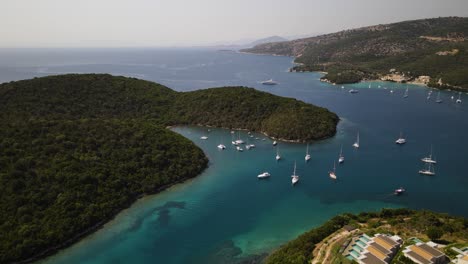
[242,17,468,90]
[0,74,337,263]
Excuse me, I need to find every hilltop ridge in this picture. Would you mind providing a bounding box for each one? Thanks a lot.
[242,17,468,90]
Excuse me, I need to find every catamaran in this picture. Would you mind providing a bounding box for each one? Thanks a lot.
[353,131,360,148]
[305,143,311,161]
[338,145,344,163]
[421,145,437,164]
[403,87,409,98]
[395,131,406,145]
[328,161,337,180]
[436,91,442,103]
[258,172,271,179]
[456,92,462,103]
[419,163,435,176]
[291,161,299,185]
[275,147,281,161]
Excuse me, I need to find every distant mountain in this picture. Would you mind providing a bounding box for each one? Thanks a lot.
[248,36,288,47]
[242,17,468,90]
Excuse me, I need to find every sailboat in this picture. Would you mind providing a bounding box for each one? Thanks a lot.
[200,136,208,140]
[353,131,360,148]
[338,145,344,163]
[403,87,409,98]
[395,131,406,145]
[456,92,462,103]
[291,161,299,185]
[305,143,311,161]
[328,161,337,180]
[273,140,277,146]
[421,145,437,164]
[419,163,435,176]
[235,131,245,145]
[261,79,278,85]
[436,91,442,103]
[275,147,281,161]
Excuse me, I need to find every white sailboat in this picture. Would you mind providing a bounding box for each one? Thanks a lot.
[421,145,437,164]
[236,146,243,152]
[403,87,409,98]
[273,140,277,146]
[353,131,360,148]
[258,172,271,179]
[456,92,462,103]
[200,136,208,140]
[235,132,245,145]
[275,147,281,161]
[419,163,435,176]
[395,131,406,145]
[328,161,337,180]
[338,145,344,163]
[394,187,405,195]
[305,143,311,161]
[291,161,299,185]
[436,91,442,103]
[261,79,278,85]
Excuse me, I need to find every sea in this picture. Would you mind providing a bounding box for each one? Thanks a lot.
[0,48,466,264]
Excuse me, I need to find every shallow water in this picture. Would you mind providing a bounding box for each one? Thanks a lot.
[1,48,466,264]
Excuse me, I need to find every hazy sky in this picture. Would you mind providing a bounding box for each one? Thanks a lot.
[1,0,467,47]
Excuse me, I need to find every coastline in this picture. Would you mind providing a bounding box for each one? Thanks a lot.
[17,174,207,264]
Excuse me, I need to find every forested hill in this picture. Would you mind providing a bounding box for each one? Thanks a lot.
[242,17,468,90]
[0,74,338,263]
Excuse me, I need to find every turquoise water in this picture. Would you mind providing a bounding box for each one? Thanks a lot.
[1,48,466,264]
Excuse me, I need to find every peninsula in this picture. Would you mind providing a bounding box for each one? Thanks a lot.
[0,74,338,263]
[242,17,468,91]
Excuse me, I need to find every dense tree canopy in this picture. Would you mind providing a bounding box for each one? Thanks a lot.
[0,74,338,263]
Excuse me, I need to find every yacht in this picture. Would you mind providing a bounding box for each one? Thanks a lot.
[349,89,359,94]
[394,187,405,195]
[338,145,344,163]
[200,136,208,140]
[249,144,256,148]
[456,92,462,103]
[275,147,281,161]
[291,162,299,185]
[451,94,455,100]
[258,172,271,179]
[217,144,226,150]
[395,131,406,145]
[261,79,278,85]
[390,89,394,94]
[236,146,243,152]
[328,162,337,180]
[341,86,345,89]
[419,163,435,176]
[403,87,409,98]
[246,144,251,150]
[421,145,437,164]
[305,143,311,162]
[353,131,360,148]
[436,91,442,103]
[273,140,277,146]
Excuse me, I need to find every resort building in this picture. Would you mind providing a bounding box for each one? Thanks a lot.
[343,234,402,264]
[402,242,448,264]
[450,246,468,264]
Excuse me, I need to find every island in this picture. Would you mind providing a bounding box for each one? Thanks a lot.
[0,74,338,263]
[264,208,468,264]
[241,17,468,91]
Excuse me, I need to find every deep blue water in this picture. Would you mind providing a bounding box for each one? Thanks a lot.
[0,48,466,264]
